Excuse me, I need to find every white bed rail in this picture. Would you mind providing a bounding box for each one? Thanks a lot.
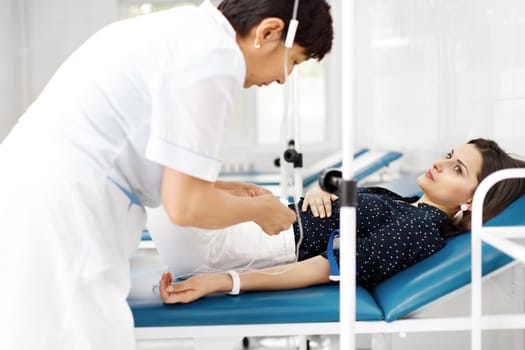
[471,168,525,350]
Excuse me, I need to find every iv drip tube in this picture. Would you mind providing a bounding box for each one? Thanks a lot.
[281,50,304,262]
[279,0,304,261]
[279,0,300,201]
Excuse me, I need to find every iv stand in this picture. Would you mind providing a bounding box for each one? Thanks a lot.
[319,1,357,349]
[339,0,356,347]
[276,71,303,201]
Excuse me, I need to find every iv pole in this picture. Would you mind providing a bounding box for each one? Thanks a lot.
[339,0,356,348]
[282,1,356,348]
[319,1,357,349]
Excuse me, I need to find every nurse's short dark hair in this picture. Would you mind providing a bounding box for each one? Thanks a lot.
[218,0,333,61]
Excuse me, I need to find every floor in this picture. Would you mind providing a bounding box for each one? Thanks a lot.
[137,335,338,350]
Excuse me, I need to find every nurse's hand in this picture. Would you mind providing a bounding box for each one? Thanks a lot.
[255,194,297,235]
[159,272,225,304]
[301,187,338,218]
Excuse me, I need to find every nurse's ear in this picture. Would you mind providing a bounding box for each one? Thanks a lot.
[252,18,285,49]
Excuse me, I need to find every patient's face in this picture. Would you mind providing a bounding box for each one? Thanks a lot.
[417,143,483,214]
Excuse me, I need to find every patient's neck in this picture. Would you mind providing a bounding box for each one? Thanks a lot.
[414,196,455,217]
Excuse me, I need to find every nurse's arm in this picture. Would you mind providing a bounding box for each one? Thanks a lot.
[161,167,296,234]
[214,180,272,197]
[159,256,331,304]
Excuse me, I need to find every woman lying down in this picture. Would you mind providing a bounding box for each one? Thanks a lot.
[157,138,525,303]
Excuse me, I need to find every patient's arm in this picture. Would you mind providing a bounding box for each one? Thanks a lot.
[159,255,331,304]
[301,187,338,218]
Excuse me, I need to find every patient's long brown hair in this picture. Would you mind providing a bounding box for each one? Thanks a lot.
[442,138,525,238]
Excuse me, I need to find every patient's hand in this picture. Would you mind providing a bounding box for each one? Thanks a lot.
[302,187,338,218]
[159,272,227,304]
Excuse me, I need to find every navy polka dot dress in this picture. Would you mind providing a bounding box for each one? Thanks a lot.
[290,187,448,290]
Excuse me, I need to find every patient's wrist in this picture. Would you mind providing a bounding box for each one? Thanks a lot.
[226,270,240,295]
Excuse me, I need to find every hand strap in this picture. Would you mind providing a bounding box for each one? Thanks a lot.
[326,229,340,281]
[226,270,240,295]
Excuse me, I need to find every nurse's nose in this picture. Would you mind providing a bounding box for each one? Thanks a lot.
[277,64,295,84]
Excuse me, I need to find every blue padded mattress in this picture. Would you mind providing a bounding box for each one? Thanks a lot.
[131,195,525,327]
[130,284,383,327]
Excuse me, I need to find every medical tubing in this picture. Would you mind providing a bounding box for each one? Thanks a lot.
[280,55,304,263]
[153,259,303,296]
[282,0,299,83]
[292,0,299,21]
[285,0,299,48]
[281,0,304,262]
[292,200,304,262]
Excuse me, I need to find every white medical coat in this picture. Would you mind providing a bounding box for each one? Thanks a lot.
[0,1,244,349]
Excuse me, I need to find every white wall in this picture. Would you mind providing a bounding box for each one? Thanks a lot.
[0,0,117,142]
[1,0,524,171]
[0,0,17,141]
[352,0,525,171]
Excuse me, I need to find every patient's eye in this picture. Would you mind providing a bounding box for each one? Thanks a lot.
[453,164,463,174]
[445,151,453,159]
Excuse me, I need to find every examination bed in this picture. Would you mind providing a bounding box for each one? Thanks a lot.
[130,193,525,349]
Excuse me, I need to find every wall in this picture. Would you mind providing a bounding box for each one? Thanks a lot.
[1,0,524,172]
[353,0,525,171]
[0,0,117,142]
[0,0,17,141]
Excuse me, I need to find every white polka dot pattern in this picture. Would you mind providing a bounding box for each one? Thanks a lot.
[291,187,448,289]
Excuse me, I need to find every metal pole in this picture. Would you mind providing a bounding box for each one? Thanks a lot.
[340,0,356,349]
[471,168,525,350]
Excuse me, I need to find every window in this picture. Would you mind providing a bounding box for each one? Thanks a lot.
[256,60,327,145]
[222,58,337,173]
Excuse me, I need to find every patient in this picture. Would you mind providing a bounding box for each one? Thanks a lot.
[158,138,525,303]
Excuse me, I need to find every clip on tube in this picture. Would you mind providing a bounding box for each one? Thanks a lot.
[285,19,299,48]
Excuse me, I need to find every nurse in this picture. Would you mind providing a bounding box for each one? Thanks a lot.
[0,0,333,349]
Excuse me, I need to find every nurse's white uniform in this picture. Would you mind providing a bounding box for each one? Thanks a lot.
[0,1,244,349]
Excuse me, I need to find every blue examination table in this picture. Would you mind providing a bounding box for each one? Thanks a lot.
[130,188,525,350]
